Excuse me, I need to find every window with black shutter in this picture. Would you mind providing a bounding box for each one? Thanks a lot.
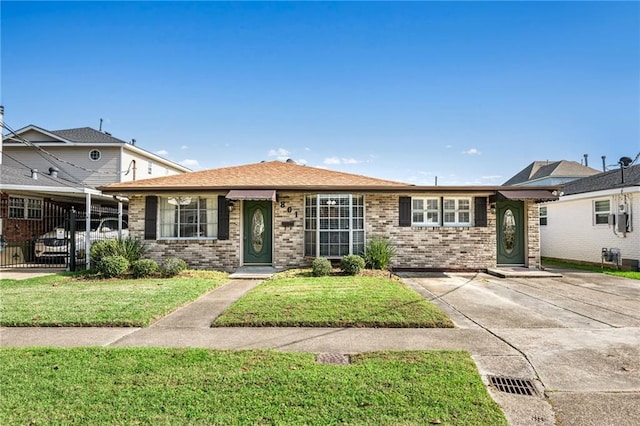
[144,196,158,240]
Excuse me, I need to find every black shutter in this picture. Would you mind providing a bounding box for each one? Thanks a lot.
[218,195,230,240]
[399,196,411,227]
[474,197,487,227]
[144,196,158,240]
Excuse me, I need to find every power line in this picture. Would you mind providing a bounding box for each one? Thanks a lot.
[2,121,128,176]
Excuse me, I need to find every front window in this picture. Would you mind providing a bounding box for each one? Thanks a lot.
[594,200,610,225]
[539,206,548,226]
[412,198,439,225]
[8,196,42,220]
[159,196,218,238]
[304,194,365,258]
[443,198,471,226]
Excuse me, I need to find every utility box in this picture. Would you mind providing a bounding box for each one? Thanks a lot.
[617,213,630,233]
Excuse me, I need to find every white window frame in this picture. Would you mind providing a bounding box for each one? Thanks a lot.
[443,197,472,226]
[158,196,218,239]
[593,199,611,225]
[304,194,365,258]
[147,160,153,175]
[8,196,43,220]
[539,206,548,226]
[411,197,440,226]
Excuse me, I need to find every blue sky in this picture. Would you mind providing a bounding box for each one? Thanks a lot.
[1,1,638,185]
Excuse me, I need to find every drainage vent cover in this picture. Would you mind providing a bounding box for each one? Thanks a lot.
[316,353,350,365]
[488,376,539,397]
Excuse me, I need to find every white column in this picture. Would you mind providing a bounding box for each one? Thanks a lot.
[117,200,123,237]
[85,193,91,269]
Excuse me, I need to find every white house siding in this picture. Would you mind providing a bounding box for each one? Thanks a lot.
[2,145,121,187]
[120,148,187,182]
[541,189,639,267]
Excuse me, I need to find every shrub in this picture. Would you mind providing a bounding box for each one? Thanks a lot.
[340,255,365,276]
[116,237,148,263]
[160,257,187,277]
[90,237,147,265]
[90,240,120,265]
[364,236,396,270]
[96,255,130,278]
[311,257,332,277]
[131,259,159,278]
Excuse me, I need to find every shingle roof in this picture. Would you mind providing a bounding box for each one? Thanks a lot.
[562,164,640,195]
[0,164,81,189]
[50,127,128,144]
[100,161,414,192]
[503,160,599,185]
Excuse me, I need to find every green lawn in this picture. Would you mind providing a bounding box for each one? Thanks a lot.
[542,258,640,280]
[214,270,454,328]
[0,347,506,425]
[0,270,228,327]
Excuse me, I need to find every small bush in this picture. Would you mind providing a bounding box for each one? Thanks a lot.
[340,255,365,276]
[90,237,147,265]
[364,236,396,270]
[96,255,130,278]
[131,259,159,278]
[311,257,332,277]
[161,257,187,277]
[117,237,148,263]
[90,240,120,265]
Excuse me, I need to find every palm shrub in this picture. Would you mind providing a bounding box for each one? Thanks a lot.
[90,237,147,265]
[311,257,332,277]
[364,236,396,270]
[340,254,365,276]
[96,255,130,278]
[131,259,159,278]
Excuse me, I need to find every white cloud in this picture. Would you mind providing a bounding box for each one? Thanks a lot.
[323,157,361,165]
[155,149,169,156]
[304,147,311,152]
[180,159,200,168]
[297,158,308,165]
[323,157,341,165]
[445,145,453,149]
[180,145,188,150]
[268,148,290,157]
[342,158,360,164]
[482,175,502,180]
[462,148,481,155]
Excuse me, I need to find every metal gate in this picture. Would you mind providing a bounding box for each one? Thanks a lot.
[1,199,127,271]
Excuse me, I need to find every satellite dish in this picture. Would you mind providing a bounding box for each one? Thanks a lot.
[619,157,633,167]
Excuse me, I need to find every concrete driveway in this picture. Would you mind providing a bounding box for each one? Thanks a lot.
[400,269,640,426]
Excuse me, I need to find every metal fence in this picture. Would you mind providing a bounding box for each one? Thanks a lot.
[1,199,127,271]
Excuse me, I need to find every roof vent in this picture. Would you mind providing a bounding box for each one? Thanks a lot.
[286,158,296,164]
[31,169,38,180]
[48,167,59,178]
[619,157,633,167]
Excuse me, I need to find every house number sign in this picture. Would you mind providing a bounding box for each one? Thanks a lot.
[280,201,298,218]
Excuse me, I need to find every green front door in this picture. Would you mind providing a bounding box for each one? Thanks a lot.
[243,201,273,264]
[496,200,525,265]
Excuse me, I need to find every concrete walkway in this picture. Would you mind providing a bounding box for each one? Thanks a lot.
[2,270,639,426]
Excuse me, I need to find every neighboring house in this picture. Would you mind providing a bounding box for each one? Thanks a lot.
[540,164,639,271]
[503,160,600,186]
[100,160,557,272]
[2,125,190,187]
[1,123,189,268]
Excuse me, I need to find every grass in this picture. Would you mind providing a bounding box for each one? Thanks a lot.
[214,269,454,328]
[0,270,228,327]
[0,347,506,425]
[542,258,640,280]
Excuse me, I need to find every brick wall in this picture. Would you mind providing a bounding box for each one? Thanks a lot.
[367,193,498,270]
[128,192,542,271]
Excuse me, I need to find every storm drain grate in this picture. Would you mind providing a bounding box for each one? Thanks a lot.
[488,375,539,397]
[316,353,351,365]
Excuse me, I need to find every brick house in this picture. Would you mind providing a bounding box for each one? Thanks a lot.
[100,160,557,272]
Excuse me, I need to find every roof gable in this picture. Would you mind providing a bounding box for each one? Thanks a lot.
[504,160,599,185]
[101,161,414,191]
